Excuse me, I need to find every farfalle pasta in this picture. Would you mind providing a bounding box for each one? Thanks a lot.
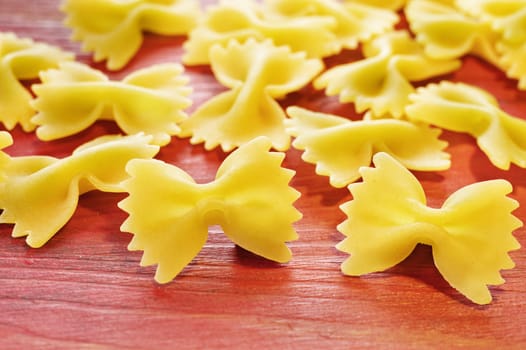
[405,0,500,65]
[455,0,526,44]
[118,137,301,283]
[264,0,398,51]
[0,32,73,131]
[314,30,461,118]
[337,152,522,305]
[406,81,526,170]
[182,0,339,65]
[286,106,450,187]
[0,132,159,248]
[455,0,526,89]
[31,61,192,146]
[498,40,526,89]
[179,39,323,152]
[61,0,200,70]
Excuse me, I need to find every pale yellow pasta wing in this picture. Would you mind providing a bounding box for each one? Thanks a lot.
[182,0,339,65]
[0,32,73,131]
[119,137,301,283]
[314,31,460,118]
[286,106,449,187]
[32,62,192,146]
[179,39,323,152]
[431,179,521,305]
[213,137,301,262]
[0,131,13,183]
[337,152,427,275]
[498,40,526,90]
[62,0,200,70]
[0,133,159,248]
[407,81,526,169]
[489,4,526,44]
[265,0,398,50]
[119,159,210,283]
[405,0,500,64]
[337,152,522,304]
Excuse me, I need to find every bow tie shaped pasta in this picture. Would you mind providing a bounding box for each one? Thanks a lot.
[456,0,526,44]
[498,39,526,90]
[264,0,398,51]
[314,30,461,118]
[31,61,192,146]
[285,106,450,187]
[179,39,323,152]
[406,81,526,170]
[405,0,500,65]
[455,0,526,89]
[337,152,522,305]
[118,137,301,283]
[182,0,339,65]
[0,32,73,131]
[0,132,159,248]
[61,0,200,70]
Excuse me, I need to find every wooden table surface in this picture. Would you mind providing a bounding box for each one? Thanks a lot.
[1,1,526,349]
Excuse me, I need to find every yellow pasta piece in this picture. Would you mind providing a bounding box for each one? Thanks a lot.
[182,0,339,65]
[455,0,526,89]
[314,30,461,118]
[179,39,323,152]
[118,136,301,283]
[406,81,526,169]
[31,61,192,146]
[61,0,200,70]
[0,132,160,248]
[0,32,73,131]
[405,0,500,65]
[456,0,526,44]
[286,106,450,187]
[351,0,407,11]
[337,152,522,305]
[264,0,398,50]
[498,40,526,89]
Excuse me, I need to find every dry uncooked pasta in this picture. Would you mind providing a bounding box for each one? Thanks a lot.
[264,0,398,51]
[285,106,450,187]
[0,132,159,248]
[0,32,73,131]
[314,30,461,118]
[455,0,526,89]
[32,61,192,146]
[179,38,323,152]
[119,137,301,283]
[182,0,339,65]
[405,0,500,65]
[498,40,526,89]
[455,0,526,44]
[337,152,522,305]
[62,0,200,70]
[406,81,526,170]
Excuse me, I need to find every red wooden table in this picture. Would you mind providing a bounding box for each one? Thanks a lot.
[1,1,526,349]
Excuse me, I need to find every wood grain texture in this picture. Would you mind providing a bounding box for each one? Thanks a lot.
[1,1,526,349]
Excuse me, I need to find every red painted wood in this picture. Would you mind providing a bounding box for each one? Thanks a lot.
[1,1,525,349]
